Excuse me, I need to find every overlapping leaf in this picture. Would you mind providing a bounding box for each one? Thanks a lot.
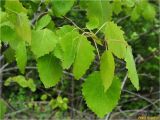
[100,50,115,92]
[5,0,31,44]
[31,29,58,58]
[51,0,75,17]
[73,35,95,79]
[83,1,112,30]
[0,25,27,73]
[131,1,156,21]
[54,25,79,69]
[105,21,128,59]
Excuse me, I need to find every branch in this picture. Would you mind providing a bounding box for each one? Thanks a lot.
[122,89,158,109]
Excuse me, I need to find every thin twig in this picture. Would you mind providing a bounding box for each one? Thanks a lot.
[0,55,4,61]
[121,73,128,90]
[5,108,29,117]
[95,21,107,35]
[122,89,158,109]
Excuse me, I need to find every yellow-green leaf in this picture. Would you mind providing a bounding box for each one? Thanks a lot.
[15,40,27,74]
[100,50,115,92]
[4,76,36,92]
[125,46,139,90]
[105,22,128,59]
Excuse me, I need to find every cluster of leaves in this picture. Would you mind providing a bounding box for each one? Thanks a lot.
[0,0,157,118]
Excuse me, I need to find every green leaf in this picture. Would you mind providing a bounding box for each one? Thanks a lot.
[46,21,55,31]
[5,0,27,14]
[4,76,36,92]
[100,50,115,92]
[5,0,31,44]
[85,1,112,29]
[82,72,121,118]
[55,25,79,69]
[142,3,156,21]
[0,25,16,43]
[35,14,52,30]
[0,26,27,70]
[53,26,71,60]
[125,46,139,90]
[31,29,58,58]
[28,79,36,92]
[112,0,122,15]
[51,0,75,17]
[105,22,128,59]
[14,13,31,44]
[3,47,15,63]
[0,99,7,119]
[5,76,28,87]
[53,44,63,60]
[15,40,27,74]
[59,31,79,69]
[123,0,135,8]
[0,11,8,24]
[4,9,31,44]
[73,35,95,79]
[41,94,48,101]
[131,6,141,21]
[130,1,155,21]
[37,54,62,88]
[0,25,22,50]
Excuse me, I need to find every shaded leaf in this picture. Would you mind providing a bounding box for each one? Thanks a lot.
[4,12,31,44]
[142,3,156,21]
[0,99,7,119]
[3,47,15,63]
[84,1,112,30]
